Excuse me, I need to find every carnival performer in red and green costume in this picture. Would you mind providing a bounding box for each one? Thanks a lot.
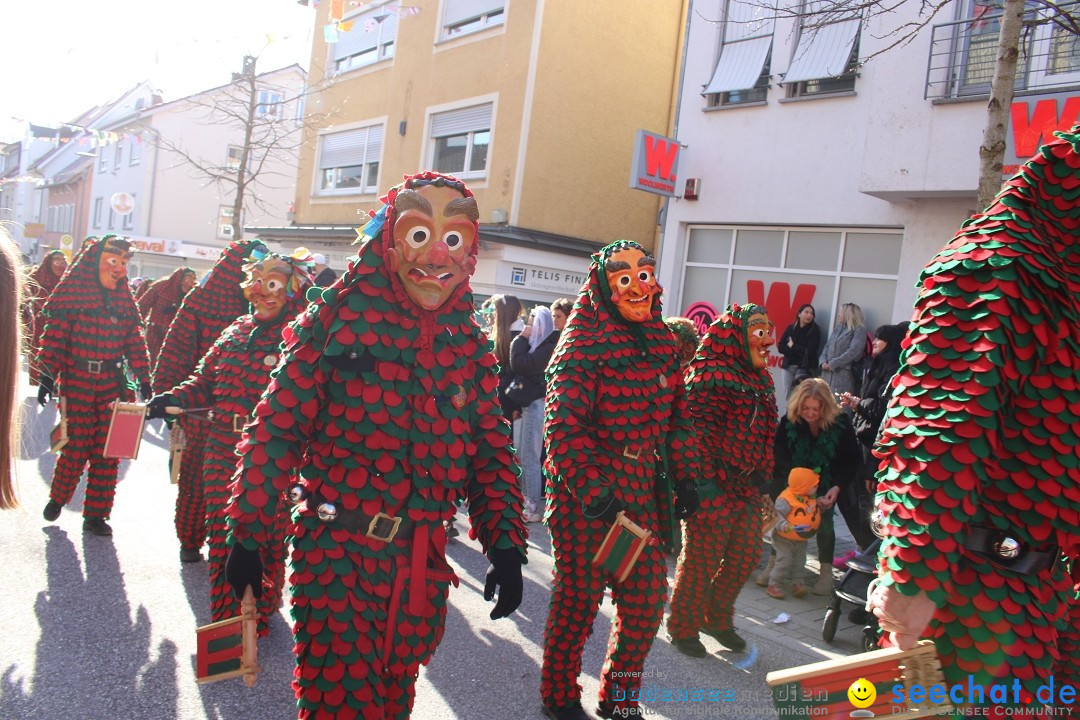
[540,240,697,720]
[666,304,777,658]
[152,239,265,564]
[868,129,1080,710]
[138,265,197,364]
[23,249,68,386]
[222,172,527,719]
[37,235,151,536]
[149,248,314,634]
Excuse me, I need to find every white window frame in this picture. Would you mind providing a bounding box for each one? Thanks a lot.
[219,223,235,239]
[427,101,493,181]
[98,151,108,173]
[316,122,384,196]
[122,195,135,231]
[256,90,284,117]
[129,135,142,165]
[93,197,103,229]
[441,0,505,41]
[332,2,398,75]
[226,145,244,172]
[107,207,116,230]
[114,142,123,169]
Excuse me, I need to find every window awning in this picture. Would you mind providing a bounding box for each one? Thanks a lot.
[782,18,861,84]
[444,0,504,26]
[334,8,398,60]
[319,126,384,169]
[704,36,773,94]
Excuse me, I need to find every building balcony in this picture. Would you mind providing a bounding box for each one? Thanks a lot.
[926,1,1080,101]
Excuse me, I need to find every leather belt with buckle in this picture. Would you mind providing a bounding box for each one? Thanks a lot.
[73,358,122,374]
[306,493,413,543]
[962,526,1060,576]
[209,409,248,434]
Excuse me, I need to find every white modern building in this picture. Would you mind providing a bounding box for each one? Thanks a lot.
[657,0,1080,385]
[87,64,307,278]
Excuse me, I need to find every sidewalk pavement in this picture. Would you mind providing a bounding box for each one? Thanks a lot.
[726,516,869,663]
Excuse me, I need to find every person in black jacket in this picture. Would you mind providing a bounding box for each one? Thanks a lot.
[509,305,559,523]
[487,294,524,419]
[777,304,821,398]
[837,322,909,553]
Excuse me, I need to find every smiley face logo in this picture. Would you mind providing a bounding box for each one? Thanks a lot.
[848,678,876,709]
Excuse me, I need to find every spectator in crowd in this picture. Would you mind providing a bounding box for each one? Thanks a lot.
[488,294,524,419]
[765,378,861,595]
[0,229,23,509]
[819,302,867,397]
[835,321,910,561]
[777,303,821,398]
[509,305,559,523]
[311,252,337,287]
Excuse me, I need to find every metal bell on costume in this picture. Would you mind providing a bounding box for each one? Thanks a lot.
[993,535,1021,559]
[316,502,338,523]
[288,484,308,505]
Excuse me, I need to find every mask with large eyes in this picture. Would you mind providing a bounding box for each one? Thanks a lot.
[50,255,68,276]
[241,257,292,321]
[605,246,659,323]
[384,183,478,311]
[746,311,775,369]
[98,248,131,290]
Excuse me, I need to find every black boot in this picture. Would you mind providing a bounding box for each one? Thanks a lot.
[541,702,591,720]
[180,548,203,563]
[703,627,747,652]
[43,500,62,522]
[667,633,708,658]
[83,517,113,536]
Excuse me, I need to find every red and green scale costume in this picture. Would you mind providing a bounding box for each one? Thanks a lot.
[37,236,150,520]
[153,239,265,557]
[225,172,528,719]
[24,249,68,386]
[874,129,1080,705]
[666,304,777,641]
[540,240,693,716]
[138,265,196,364]
[166,254,311,635]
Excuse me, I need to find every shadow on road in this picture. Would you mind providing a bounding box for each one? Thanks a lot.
[0,526,179,720]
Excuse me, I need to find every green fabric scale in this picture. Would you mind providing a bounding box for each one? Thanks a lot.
[223,173,527,718]
[874,130,1080,699]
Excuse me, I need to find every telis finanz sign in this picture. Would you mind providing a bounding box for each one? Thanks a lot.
[630,130,682,198]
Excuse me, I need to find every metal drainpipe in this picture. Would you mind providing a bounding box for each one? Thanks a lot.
[143,126,160,238]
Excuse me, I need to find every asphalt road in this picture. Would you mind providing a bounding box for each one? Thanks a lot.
[0,368,840,720]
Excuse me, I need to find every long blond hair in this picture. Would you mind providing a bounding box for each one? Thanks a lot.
[838,303,865,331]
[786,377,841,430]
[0,229,23,509]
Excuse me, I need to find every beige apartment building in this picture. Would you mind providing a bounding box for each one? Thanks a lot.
[253,0,688,306]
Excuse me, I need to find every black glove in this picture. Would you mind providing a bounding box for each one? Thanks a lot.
[145,393,179,420]
[37,375,55,407]
[225,543,264,599]
[139,382,152,402]
[673,482,701,520]
[483,547,524,620]
[582,491,624,525]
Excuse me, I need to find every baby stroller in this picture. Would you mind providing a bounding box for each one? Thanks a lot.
[821,539,881,652]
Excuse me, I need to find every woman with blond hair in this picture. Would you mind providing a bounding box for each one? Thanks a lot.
[761,378,860,595]
[0,230,23,509]
[819,302,867,397]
